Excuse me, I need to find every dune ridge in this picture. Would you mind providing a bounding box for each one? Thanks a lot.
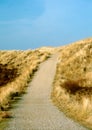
[51,38,92,129]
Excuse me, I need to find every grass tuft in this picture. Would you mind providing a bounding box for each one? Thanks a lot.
[62,79,92,96]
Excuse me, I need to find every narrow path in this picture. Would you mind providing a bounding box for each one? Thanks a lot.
[5,54,88,130]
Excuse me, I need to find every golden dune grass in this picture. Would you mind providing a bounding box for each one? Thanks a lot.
[0,49,50,120]
[51,38,92,129]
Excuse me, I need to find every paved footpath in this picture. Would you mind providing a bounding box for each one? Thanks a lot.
[5,54,88,130]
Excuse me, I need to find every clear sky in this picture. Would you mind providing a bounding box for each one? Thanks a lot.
[0,0,92,50]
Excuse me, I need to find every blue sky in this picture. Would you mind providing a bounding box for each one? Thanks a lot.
[0,0,92,50]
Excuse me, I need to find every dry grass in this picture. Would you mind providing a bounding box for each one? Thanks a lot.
[51,38,92,129]
[36,46,60,54]
[0,49,50,120]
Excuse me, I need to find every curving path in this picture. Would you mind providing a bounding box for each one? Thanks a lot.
[4,54,88,130]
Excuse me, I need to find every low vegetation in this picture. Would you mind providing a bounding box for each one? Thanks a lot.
[51,38,92,129]
[0,49,51,120]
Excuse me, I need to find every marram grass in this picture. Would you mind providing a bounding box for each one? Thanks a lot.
[0,49,51,120]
